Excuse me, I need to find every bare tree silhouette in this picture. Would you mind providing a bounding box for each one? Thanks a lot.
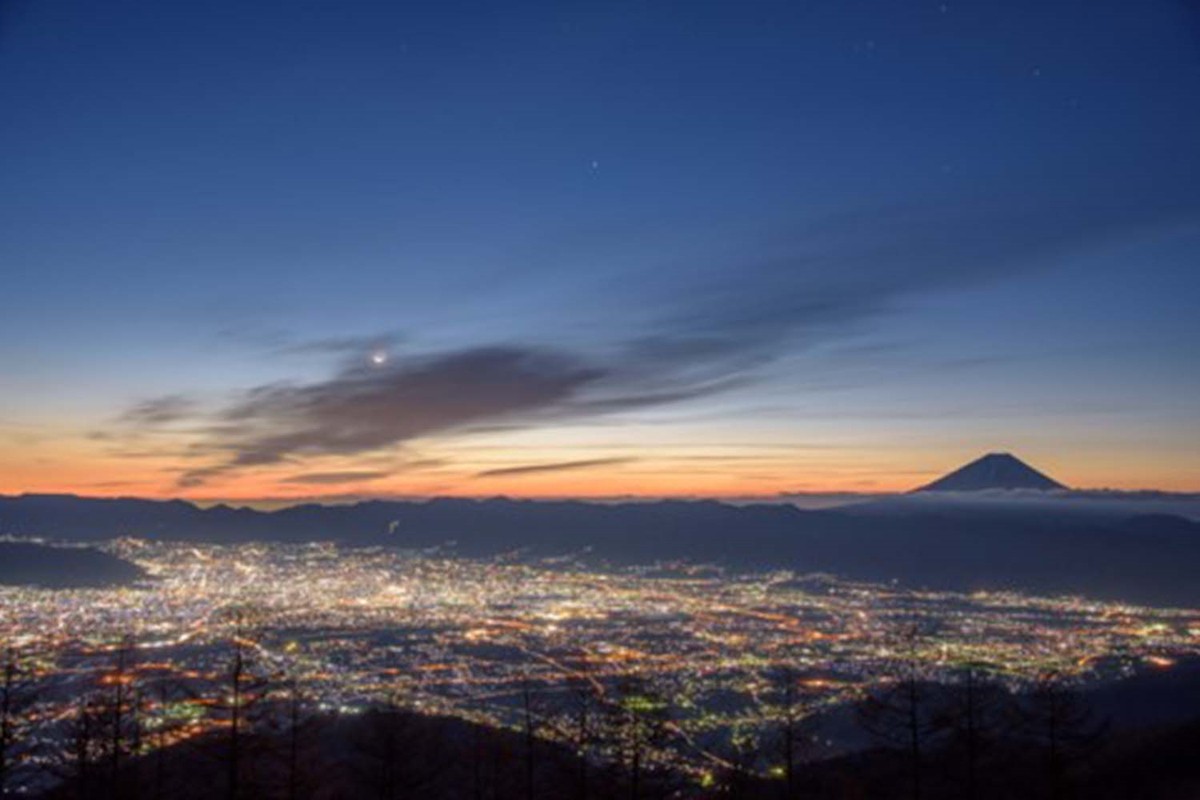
[0,643,40,796]
[144,678,190,800]
[279,676,313,800]
[714,718,761,797]
[603,675,672,800]
[856,624,942,800]
[350,691,451,800]
[66,692,105,800]
[215,607,272,800]
[0,645,16,797]
[520,677,538,800]
[932,663,1012,800]
[561,656,602,800]
[101,636,138,799]
[764,665,822,799]
[1017,671,1107,800]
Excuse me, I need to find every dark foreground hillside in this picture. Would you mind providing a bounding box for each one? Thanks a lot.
[731,716,1200,800]
[36,663,1200,800]
[39,705,1200,800]
[43,707,680,800]
[0,542,144,588]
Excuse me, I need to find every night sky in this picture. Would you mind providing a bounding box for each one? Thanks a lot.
[2,0,1198,500]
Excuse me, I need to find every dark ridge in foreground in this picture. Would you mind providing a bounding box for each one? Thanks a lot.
[746,714,1200,800]
[41,660,1200,800]
[45,707,678,800]
[0,542,145,588]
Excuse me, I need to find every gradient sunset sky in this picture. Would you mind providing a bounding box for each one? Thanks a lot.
[2,0,1199,501]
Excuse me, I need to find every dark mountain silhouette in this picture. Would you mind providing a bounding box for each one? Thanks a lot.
[917,452,1066,492]
[741,661,1200,800]
[41,657,1200,800]
[2,491,1199,604]
[45,705,675,800]
[0,541,144,588]
[737,712,1200,800]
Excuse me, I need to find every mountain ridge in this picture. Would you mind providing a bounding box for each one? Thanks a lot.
[917,452,1066,492]
[3,488,1200,605]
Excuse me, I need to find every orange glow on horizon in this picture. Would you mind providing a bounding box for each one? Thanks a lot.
[3,449,1198,505]
[2,420,1198,504]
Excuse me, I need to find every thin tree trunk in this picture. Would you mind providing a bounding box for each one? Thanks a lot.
[110,645,129,798]
[908,675,921,800]
[154,684,168,800]
[784,672,796,799]
[472,723,484,800]
[523,684,535,800]
[577,701,589,800]
[227,644,243,800]
[629,712,640,800]
[965,670,977,800]
[288,686,299,800]
[0,650,14,795]
[1048,695,1060,800]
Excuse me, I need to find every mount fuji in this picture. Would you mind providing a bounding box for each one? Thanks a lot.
[917,452,1066,492]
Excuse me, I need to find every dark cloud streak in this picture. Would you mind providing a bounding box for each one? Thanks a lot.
[176,346,607,486]
[475,458,635,478]
[279,470,393,485]
[118,395,197,426]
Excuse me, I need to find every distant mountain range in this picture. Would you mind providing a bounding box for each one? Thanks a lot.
[2,454,1198,604]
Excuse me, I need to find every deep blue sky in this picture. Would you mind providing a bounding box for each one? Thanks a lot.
[2,0,1198,498]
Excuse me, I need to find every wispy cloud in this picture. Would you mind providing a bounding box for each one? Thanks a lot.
[275,332,405,362]
[118,395,197,426]
[474,457,635,478]
[279,470,393,485]
[629,174,1199,371]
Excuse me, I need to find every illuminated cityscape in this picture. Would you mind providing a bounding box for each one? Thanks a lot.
[3,539,1197,791]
